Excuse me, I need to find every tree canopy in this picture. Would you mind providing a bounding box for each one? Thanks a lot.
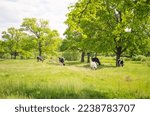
[21,18,61,57]
[1,18,61,59]
[64,0,150,66]
[2,27,25,59]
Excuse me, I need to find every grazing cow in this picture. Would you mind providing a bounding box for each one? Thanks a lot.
[91,57,101,65]
[90,61,97,70]
[37,56,44,62]
[117,59,124,67]
[59,57,65,66]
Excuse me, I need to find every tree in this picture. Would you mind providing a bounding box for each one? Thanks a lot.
[21,18,61,57]
[42,30,61,56]
[0,40,5,58]
[62,30,87,62]
[2,27,24,59]
[19,34,37,59]
[65,0,150,66]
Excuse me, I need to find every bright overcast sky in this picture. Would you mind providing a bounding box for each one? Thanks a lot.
[0,0,77,38]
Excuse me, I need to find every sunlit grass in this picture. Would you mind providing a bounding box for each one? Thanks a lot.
[0,59,150,99]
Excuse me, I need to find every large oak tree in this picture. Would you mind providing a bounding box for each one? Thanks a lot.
[2,27,24,59]
[21,18,61,57]
[65,0,150,66]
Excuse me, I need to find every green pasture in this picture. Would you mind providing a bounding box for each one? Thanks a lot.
[0,58,150,99]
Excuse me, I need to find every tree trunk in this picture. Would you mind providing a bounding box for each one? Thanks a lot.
[94,52,97,57]
[10,53,13,59]
[114,10,123,67]
[87,52,90,63]
[116,47,122,67]
[38,42,42,56]
[14,51,17,59]
[81,52,85,62]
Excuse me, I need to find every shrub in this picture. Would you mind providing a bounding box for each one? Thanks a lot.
[147,57,150,61]
[122,57,131,61]
[62,51,80,61]
[132,55,147,61]
[146,61,150,67]
[2,53,11,59]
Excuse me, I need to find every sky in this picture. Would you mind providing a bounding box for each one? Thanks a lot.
[0,0,77,38]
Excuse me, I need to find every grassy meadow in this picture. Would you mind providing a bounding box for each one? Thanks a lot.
[0,57,150,99]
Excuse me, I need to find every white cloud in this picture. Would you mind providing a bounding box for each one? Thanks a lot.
[0,0,77,38]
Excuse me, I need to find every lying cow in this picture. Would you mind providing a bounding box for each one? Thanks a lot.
[37,56,44,62]
[91,57,101,65]
[59,57,65,66]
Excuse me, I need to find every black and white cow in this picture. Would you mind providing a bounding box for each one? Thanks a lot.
[37,56,44,62]
[90,61,97,70]
[59,57,65,66]
[117,59,124,67]
[91,57,101,65]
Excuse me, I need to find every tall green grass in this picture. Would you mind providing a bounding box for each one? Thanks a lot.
[0,59,150,98]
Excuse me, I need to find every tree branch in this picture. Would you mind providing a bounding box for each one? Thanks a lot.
[78,0,91,24]
[121,47,127,54]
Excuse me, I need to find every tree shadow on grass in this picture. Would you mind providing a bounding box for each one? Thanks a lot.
[66,61,83,65]
[79,63,116,70]
[98,64,116,69]
[0,59,5,62]
[46,61,116,70]
[46,61,82,66]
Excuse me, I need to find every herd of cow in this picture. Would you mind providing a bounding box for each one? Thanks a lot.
[37,56,124,70]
